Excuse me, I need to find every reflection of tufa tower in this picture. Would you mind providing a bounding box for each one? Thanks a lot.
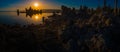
[114,0,118,15]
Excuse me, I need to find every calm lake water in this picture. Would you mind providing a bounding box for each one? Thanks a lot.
[0,12,53,25]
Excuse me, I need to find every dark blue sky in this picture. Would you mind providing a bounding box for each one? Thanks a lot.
[0,0,120,11]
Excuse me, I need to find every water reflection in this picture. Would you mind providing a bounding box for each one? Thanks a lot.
[35,15,39,20]
[23,13,53,25]
[32,14,42,22]
[0,12,53,25]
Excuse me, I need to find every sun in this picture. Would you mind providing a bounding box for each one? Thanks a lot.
[34,3,39,7]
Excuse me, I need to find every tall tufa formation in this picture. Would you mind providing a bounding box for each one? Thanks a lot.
[104,0,107,8]
[114,0,118,15]
[103,0,107,11]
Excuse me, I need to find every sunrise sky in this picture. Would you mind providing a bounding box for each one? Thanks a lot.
[0,0,120,11]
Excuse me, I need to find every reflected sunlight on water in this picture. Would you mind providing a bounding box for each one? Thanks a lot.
[0,12,53,25]
[35,15,39,20]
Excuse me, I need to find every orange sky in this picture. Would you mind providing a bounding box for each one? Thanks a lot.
[0,0,60,11]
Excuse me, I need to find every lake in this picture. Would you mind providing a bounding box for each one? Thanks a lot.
[0,12,53,25]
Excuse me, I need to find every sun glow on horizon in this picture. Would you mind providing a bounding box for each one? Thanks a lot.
[34,3,39,7]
